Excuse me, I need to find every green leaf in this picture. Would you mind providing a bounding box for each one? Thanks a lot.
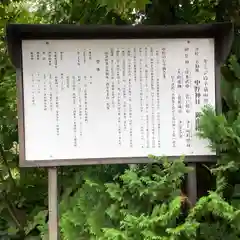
[97,0,150,13]
[229,55,240,80]
[7,226,18,235]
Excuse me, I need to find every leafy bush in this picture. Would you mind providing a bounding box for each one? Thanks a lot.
[36,157,240,239]
[1,0,240,239]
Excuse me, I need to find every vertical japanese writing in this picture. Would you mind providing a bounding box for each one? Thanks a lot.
[54,52,58,68]
[177,69,182,88]
[37,73,40,94]
[77,51,80,66]
[55,75,60,136]
[60,73,64,91]
[195,47,200,73]
[162,47,167,79]
[184,68,191,88]
[96,58,100,72]
[83,50,86,64]
[171,75,176,148]
[203,58,209,104]
[72,76,77,146]
[88,49,92,61]
[48,52,52,66]
[178,120,184,138]
[42,52,46,61]
[156,49,160,148]
[139,47,144,148]
[43,74,47,111]
[195,112,201,131]
[30,51,34,60]
[36,52,40,60]
[31,74,35,105]
[60,52,63,61]
[185,94,191,113]
[116,49,122,146]
[122,49,127,131]
[110,48,115,108]
[105,51,110,110]
[49,74,53,111]
[150,47,156,148]
[194,79,201,104]
[144,47,150,148]
[84,76,88,124]
[184,47,189,64]
[66,75,70,89]
[185,120,192,147]
[133,47,137,82]
[177,94,183,113]
[78,76,83,136]
[127,49,133,147]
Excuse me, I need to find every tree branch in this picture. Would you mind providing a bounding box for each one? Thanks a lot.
[0,143,17,189]
[0,173,23,232]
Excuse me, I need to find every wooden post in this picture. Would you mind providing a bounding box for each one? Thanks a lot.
[48,167,59,240]
[187,163,197,205]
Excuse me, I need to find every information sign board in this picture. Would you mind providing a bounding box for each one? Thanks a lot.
[6,23,233,166]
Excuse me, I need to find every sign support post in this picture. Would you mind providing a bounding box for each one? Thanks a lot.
[187,163,197,205]
[48,167,59,240]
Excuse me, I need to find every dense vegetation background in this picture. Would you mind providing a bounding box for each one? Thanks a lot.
[1,0,240,239]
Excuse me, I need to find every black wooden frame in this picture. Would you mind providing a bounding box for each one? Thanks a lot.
[6,23,234,167]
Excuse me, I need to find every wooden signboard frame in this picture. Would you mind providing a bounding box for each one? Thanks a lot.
[6,22,233,168]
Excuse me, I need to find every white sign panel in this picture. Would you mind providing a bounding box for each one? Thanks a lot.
[21,38,215,161]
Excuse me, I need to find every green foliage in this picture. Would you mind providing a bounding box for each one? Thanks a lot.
[0,0,240,239]
[97,0,150,13]
[197,55,240,201]
[45,156,191,240]
[0,2,47,239]
[38,156,240,240]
